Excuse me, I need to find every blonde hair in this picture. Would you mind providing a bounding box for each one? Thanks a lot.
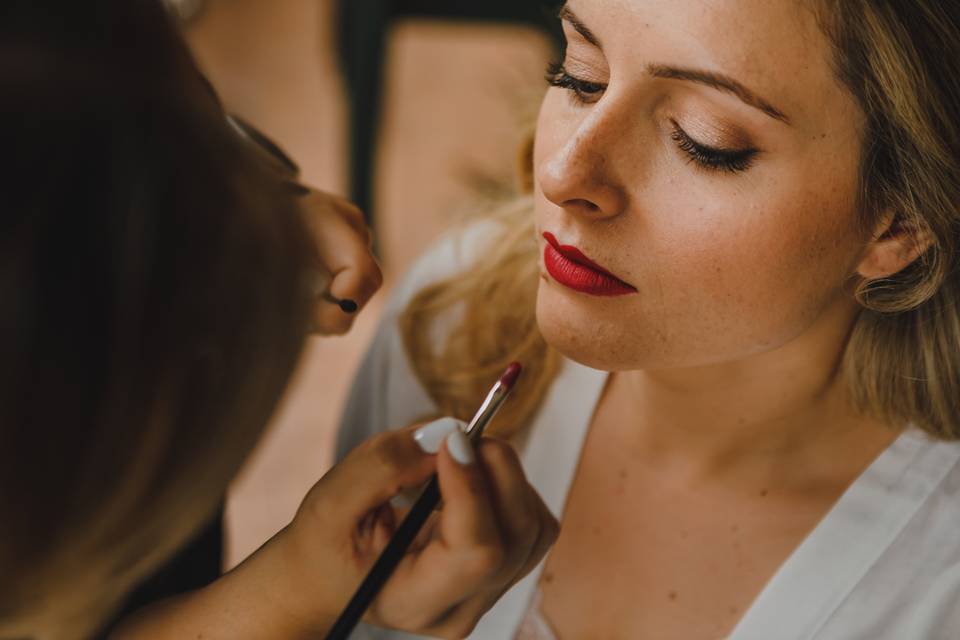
[400,1,960,440]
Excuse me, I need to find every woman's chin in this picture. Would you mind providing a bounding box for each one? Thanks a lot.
[535,281,646,372]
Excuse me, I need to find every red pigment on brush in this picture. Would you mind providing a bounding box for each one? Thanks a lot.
[499,362,523,390]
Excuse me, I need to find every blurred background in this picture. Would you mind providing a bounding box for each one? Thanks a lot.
[171,0,560,568]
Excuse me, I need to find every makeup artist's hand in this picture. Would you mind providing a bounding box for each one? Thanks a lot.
[298,187,382,335]
[111,419,556,640]
[283,418,560,639]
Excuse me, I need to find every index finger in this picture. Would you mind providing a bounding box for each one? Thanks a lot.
[302,199,382,334]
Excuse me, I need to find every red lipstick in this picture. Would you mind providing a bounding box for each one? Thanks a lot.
[542,232,637,297]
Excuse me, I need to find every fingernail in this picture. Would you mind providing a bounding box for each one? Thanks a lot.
[445,429,474,465]
[321,291,358,313]
[337,298,358,313]
[413,417,465,454]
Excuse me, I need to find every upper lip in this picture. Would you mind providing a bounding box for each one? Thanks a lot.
[542,231,637,289]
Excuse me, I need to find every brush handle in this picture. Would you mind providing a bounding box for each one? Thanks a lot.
[325,365,520,639]
[324,476,441,640]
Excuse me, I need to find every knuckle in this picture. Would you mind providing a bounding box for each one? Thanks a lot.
[441,625,475,640]
[369,260,385,288]
[454,616,484,639]
[349,209,367,228]
[364,432,402,471]
[300,482,334,523]
[340,203,367,229]
[353,252,380,284]
[544,514,561,544]
[508,492,540,530]
[482,438,522,469]
[516,504,541,538]
[339,199,362,217]
[343,231,371,257]
[463,542,505,580]
[434,617,481,640]
[478,440,507,470]
[511,522,541,557]
[357,258,383,292]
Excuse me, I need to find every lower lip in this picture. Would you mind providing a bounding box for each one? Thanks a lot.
[543,243,637,297]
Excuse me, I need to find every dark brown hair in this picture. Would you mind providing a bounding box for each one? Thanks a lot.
[0,1,313,634]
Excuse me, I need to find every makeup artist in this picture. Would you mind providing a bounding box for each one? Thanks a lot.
[0,2,557,639]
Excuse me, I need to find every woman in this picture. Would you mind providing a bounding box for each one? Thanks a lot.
[0,1,557,638]
[338,0,960,638]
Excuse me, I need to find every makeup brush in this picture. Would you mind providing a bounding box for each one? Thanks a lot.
[324,362,523,640]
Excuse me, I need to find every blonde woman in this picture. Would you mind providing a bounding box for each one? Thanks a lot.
[338,0,960,638]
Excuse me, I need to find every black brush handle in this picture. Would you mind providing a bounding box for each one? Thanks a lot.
[324,476,441,640]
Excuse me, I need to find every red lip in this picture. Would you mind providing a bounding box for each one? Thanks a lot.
[542,232,637,297]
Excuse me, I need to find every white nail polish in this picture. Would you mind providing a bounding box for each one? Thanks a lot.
[413,417,466,454]
[446,428,475,465]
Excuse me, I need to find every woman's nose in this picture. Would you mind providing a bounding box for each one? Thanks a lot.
[536,114,628,220]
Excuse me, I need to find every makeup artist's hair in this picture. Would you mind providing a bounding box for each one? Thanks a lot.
[400,1,960,440]
[0,1,311,636]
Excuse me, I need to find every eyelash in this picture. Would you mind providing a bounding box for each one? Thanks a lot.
[545,62,759,175]
[546,61,605,104]
[669,125,758,174]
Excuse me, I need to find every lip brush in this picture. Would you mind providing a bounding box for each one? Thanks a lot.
[324,362,524,640]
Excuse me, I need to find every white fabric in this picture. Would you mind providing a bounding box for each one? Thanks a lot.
[335,227,960,640]
[514,590,560,640]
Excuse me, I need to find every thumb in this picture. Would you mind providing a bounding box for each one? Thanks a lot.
[435,429,501,553]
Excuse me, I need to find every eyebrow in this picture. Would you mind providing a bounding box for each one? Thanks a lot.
[558,5,601,48]
[647,64,790,124]
[558,4,791,125]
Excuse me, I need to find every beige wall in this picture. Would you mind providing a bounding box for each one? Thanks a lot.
[183,0,552,567]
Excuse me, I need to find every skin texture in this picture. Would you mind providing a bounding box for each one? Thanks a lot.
[535,0,869,373]
[531,1,923,638]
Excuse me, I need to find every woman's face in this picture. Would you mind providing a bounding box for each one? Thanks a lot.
[534,0,869,371]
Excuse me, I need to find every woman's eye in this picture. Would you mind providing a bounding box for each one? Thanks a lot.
[546,61,606,105]
[670,123,758,174]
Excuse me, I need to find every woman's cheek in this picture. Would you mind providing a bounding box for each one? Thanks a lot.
[534,196,848,372]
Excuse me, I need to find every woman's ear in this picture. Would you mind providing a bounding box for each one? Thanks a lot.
[856,211,933,279]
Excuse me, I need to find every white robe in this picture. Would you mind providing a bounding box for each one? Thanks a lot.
[336,226,960,639]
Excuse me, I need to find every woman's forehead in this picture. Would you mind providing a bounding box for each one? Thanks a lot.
[564,0,854,133]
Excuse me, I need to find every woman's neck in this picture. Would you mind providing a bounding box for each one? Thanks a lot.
[601,304,897,485]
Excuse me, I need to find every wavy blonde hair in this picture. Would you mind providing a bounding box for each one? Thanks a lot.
[400,1,960,440]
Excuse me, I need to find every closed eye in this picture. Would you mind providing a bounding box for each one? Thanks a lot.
[546,61,606,105]
[670,122,759,174]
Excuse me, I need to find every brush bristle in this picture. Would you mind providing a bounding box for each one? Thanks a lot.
[499,362,523,390]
